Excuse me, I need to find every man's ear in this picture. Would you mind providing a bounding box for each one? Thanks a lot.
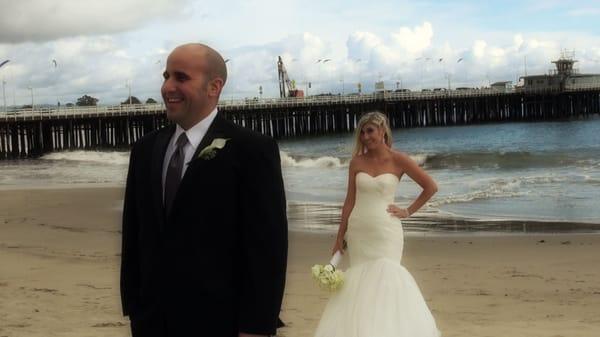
[208,77,225,97]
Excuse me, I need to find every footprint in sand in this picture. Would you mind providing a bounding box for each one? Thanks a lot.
[32,288,58,293]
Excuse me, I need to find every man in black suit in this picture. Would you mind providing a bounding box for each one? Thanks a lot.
[120,43,288,337]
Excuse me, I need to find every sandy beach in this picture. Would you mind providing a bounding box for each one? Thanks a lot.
[1,187,599,337]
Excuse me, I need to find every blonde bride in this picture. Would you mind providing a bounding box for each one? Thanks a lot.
[314,111,441,337]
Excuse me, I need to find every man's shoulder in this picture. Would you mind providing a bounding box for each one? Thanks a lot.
[136,125,173,144]
[220,117,276,149]
[130,125,174,153]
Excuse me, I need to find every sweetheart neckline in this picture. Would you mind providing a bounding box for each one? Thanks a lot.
[356,171,400,180]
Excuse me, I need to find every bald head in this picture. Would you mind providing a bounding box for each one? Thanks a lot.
[172,43,228,85]
[162,43,229,129]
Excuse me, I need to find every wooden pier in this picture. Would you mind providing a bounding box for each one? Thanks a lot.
[1,86,599,159]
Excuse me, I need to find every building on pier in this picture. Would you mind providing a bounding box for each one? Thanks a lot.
[518,53,600,92]
[490,81,513,93]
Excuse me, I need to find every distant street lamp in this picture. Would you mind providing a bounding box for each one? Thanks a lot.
[315,59,323,92]
[416,57,424,90]
[315,58,332,93]
[1,60,9,113]
[2,79,6,113]
[352,58,363,91]
[27,86,34,112]
[126,80,132,105]
[417,57,433,90]
[51,59,59,108]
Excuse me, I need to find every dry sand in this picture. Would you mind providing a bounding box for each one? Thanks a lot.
[1,187,599,337]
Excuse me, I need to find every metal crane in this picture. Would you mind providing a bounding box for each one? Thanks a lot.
[277,56,304,98]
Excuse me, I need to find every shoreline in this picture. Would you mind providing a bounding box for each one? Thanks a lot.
[0,184,598,234]
[286,200,600,234]
[0,182,124,191]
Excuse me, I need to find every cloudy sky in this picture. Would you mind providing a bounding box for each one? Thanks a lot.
[1,0,600,106]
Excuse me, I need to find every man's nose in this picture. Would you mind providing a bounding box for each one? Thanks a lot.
[162,78,176,92]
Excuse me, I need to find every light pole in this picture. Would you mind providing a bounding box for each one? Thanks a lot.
[316,58,331,94]
[315,59,323,94]
[351,59,364,94]
[0,60,9,113]
[27,86,34,112]
[437,57,447,89]
[416,57,424,90]
[445,73,452,90]
[323,59,331,91]
[126,80,132,104]
[52,59,59,109]
[395,75,403,90]
[2,79,6,113]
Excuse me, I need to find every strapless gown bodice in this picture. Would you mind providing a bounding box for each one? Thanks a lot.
[346,172,405,266]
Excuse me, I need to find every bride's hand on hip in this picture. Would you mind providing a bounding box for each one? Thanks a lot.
[387,204,410,218]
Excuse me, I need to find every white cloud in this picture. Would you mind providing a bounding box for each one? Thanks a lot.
[567,8,600,17]
[0,35,165,105]
[347,32,383,61]
[391,22,434,54]
[472,40,487,59]
[0,0,191,43]
[2,14,600,105]
[513,34,525,51]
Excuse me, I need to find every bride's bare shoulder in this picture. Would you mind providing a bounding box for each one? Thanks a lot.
[390,150,421,173]
[390,150,412,163]
[349,154,366,166]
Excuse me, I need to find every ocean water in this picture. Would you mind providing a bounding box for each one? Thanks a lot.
[1,116,599,232]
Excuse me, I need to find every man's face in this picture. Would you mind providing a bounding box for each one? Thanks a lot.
[161,48,211,128]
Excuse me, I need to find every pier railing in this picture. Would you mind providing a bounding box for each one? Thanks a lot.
[3,83,600,121]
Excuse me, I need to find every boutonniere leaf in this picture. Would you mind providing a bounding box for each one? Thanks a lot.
[197,138,230,160]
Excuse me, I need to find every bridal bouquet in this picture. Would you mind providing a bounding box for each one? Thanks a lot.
[311,251,345,292]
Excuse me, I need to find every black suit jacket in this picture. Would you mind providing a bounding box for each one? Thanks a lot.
[120,114,288,337]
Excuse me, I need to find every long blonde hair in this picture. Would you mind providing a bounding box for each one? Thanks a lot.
[352,111,393,156]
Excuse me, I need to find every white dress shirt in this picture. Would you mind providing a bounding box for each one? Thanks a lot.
[162,107,218,199]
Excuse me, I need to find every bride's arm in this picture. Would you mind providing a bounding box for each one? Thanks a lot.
[394,151,438,216]
[333,157,358,254]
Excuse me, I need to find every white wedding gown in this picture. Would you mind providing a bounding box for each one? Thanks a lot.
[314,172,441,337]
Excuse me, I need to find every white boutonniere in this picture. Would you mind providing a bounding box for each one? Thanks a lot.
[197,138,230,160]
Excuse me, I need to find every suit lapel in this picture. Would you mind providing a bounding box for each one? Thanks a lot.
[162,114,230,222]
[187,113,229,167]
[151,124,175,232]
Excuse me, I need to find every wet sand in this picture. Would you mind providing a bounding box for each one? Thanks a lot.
[1,187,599,337]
